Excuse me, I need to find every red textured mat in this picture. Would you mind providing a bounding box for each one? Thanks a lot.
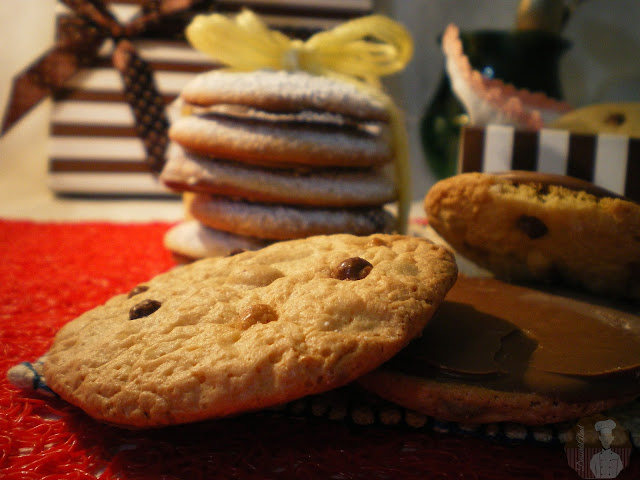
[0,219,637,479]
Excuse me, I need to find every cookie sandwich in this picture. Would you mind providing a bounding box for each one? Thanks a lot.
[359,275,640,425]
[43,234,457,428]
[424,171,640,301]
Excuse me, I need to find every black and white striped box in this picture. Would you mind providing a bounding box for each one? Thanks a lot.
[459,125,639,202]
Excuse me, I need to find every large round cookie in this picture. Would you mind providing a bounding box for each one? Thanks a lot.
[161,144,396,207]
[359,275,640,425]
[189,194,396,240]
[44,234,458,427]
[424,171,640,300]
[169,114,392,168]
[179,69,390,121]
[169,70,393,168]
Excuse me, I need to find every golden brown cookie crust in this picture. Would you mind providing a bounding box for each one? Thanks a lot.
[358,370,636,426]
[424,172,640,300]
[44,234,457,427]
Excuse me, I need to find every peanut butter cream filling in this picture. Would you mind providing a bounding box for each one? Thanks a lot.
[388,276,640,402]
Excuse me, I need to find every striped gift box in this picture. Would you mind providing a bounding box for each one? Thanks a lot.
[459,125,640,202]
[48,0,373,196]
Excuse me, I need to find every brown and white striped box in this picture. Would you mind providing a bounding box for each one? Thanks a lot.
[459,125,640,202]
[48,0,374,196]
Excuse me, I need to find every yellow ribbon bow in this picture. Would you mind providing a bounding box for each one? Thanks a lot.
[186,9,413,232]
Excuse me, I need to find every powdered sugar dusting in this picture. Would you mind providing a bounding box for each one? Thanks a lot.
[442,24,573,129]
[180,70,390,122]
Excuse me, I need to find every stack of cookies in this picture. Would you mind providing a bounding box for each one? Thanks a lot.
[160,69,398,261]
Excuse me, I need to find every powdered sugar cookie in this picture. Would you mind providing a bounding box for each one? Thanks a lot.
[161,144,396,207]
[169,113,392,168]
[164,220,270,263]
[190,194,395,240]
[179,69,390,121]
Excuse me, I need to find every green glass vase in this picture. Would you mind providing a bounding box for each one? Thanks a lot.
[421,29,570,179]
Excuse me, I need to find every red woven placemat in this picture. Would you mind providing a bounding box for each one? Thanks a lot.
[0,219,636,479]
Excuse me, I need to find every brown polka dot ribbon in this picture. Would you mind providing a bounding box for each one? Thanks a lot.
[1,0,206,173]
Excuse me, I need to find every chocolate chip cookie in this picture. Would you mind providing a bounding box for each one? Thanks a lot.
[424,171,640,300]
[44,234,457,427]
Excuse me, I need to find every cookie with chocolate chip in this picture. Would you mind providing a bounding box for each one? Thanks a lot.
[424,171,640,300]
[44,234,457,427]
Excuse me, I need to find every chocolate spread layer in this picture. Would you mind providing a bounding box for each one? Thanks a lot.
[388,276,640,402]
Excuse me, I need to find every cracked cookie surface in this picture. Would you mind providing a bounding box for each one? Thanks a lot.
[44,234,457,427]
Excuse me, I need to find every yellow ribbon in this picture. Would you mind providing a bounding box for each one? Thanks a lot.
[186,9,413,232]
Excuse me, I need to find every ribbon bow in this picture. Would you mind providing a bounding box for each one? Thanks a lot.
[1,0,201,172]
[186,9,413,87]
[186,9,414,231]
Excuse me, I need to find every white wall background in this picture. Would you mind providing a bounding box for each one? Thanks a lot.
[1,0,639,213]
